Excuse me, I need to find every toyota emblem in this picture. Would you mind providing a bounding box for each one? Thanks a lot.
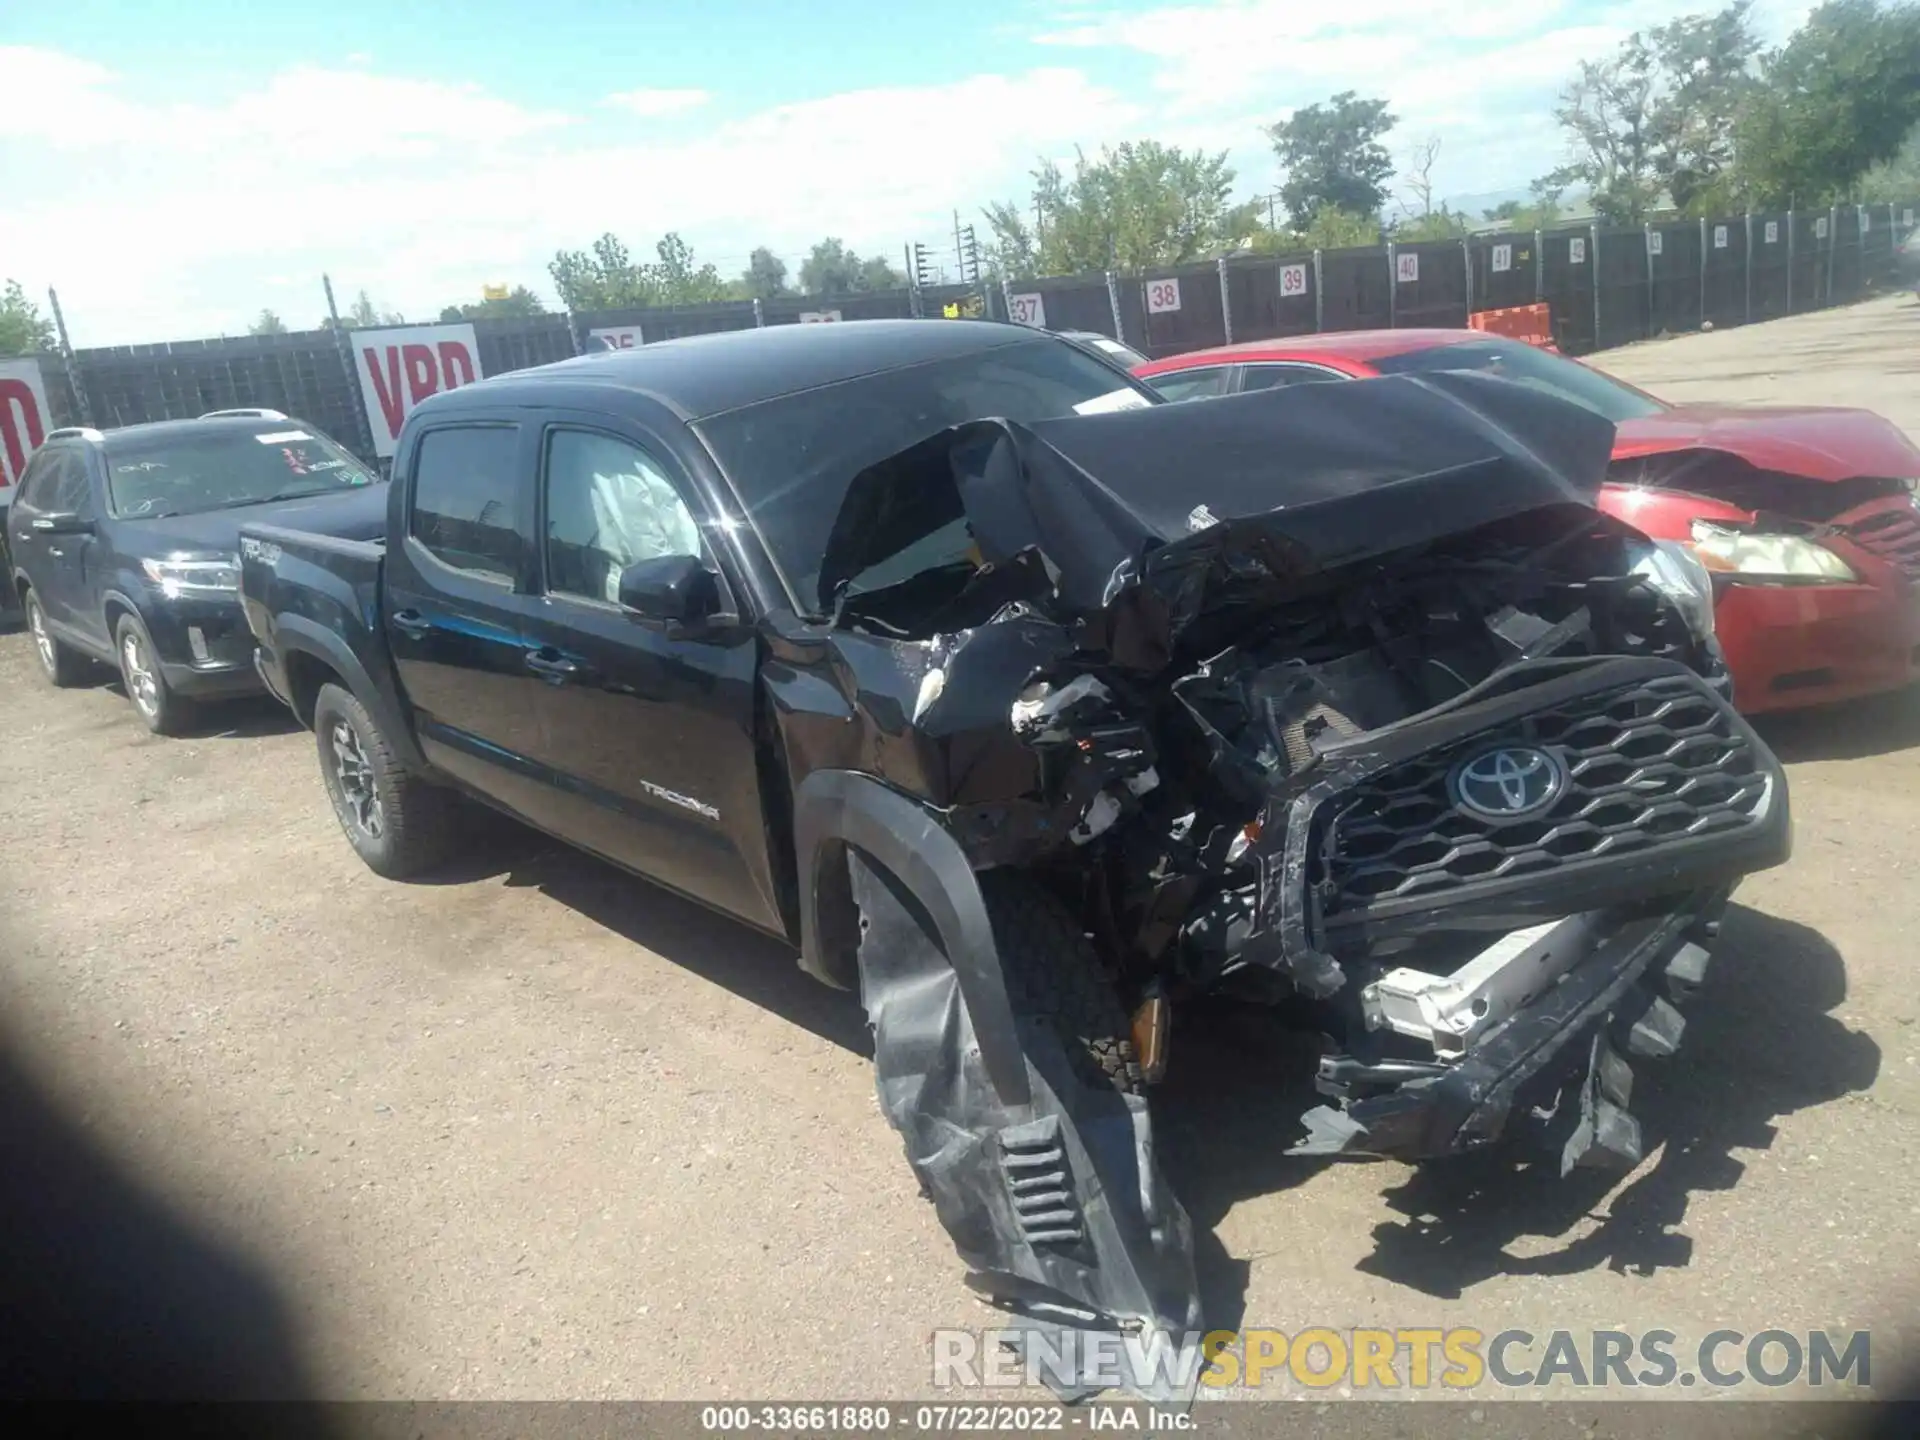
[1451,746,1567,818]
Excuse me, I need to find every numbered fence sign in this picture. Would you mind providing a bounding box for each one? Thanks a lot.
[1490,244,1513,274]
[1395,251,1419,283]
[1279,262,1308,297]
[1905,209,1915,228]
[1145,277,1182,314]
[1860,211,1869,233]
[1815,217,1829,240]
[1714,225,1729,248]
[1648,231,1664,256]
[798,310,843,323]
[1765,221,1780,243]
[1008,293,1047,328]
[1569,237,1587,264]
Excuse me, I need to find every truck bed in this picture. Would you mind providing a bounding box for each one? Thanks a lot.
[238,522,394,725]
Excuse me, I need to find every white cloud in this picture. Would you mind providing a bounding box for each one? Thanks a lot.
[0,54,1139,343]
[602,88,711,117]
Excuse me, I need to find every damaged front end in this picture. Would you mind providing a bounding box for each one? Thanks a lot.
[796,372,1790,1392]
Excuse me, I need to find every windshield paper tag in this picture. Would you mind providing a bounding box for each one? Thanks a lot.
[254,430,313,444]
[1073,389,1152,416]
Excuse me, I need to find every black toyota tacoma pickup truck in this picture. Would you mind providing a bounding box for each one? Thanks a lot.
[239,320,1790,1394]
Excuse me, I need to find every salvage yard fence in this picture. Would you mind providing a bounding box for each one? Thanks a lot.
[4,200,1916,477]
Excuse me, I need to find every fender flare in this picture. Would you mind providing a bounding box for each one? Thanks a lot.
[792,768,1031,1109]
[272,614,430,774]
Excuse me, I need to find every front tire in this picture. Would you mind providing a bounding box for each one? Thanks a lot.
[978,871,1141,1094]
[24,590,89,688]
[312,682,456,879]
[114,612,193,735]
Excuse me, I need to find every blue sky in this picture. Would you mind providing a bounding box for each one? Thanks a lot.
[0,1,1810,344]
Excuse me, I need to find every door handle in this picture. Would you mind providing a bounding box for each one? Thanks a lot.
[390,609,431,639]
[525,648,590,683]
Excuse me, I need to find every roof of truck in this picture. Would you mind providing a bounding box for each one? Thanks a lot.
[459,319,1051,421]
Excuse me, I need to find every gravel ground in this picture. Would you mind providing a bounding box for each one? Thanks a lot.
[1,293,1917,1405]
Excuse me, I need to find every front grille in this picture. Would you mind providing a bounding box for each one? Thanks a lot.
[1322,675,1769,915]
[1845,506,1920,579]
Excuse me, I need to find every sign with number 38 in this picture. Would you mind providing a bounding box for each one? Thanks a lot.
[1145,278,1182,314]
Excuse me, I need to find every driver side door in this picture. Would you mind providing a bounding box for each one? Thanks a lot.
[512,416,781,933]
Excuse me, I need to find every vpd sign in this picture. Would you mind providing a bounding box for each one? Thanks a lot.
[0,357,54,505]
[352,323,484,458]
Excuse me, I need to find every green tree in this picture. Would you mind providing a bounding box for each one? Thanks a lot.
[1297,206,1384,249]
[249,309,289,336]
[739,246,791,300]
[0,280,56,355]
[796,238,903,294]
[1539,41,1663,224]
[548,232,730,309]
[983,141,1253,277]
[438,286,548,322]
[1861,121,1920,200]
[1729,0,1920,208]
[1644,3,1762,212]
[345,289,404,327]
[1266,92,1398,228]
[1393,208,1472,241]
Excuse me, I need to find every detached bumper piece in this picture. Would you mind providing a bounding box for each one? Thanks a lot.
[1291,899,1726,1168]
[849,853,1201,1406]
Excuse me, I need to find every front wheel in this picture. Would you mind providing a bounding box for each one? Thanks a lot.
[115,612,194,735]
[312,682,456,879]
[25,591,89,688]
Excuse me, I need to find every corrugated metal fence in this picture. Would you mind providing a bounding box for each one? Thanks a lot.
[28,201,1919,464]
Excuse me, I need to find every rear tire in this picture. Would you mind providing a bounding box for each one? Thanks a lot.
[115,612,194,735]
[978,871,1141,1094]
[312,681,456,879]
[24,590,89,688]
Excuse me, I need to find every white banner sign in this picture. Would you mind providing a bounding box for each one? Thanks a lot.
[1491,244,1513,274]
[1145,277,1182,314]
[1905,209,1915,228]
[1007,293,1047,328]
[798,310,843,323]
[1395,251,1419,283]
[1714,225,1729,249]
[1859,211,1869,233]
[1648,230,1664,256]
[0,357,53,503]
[1569,237,1587,264]
[1279,262,1308,297]
[352,323,483,459]
[1815,217,1829,240]
[587,325,644,351]
[1764,221,1780,244]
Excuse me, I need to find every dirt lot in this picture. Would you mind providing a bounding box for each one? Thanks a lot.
[3,294,1918,1403]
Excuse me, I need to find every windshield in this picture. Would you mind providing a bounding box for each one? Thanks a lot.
[108,426,376,519]
[1370,338,1666,424]
[696,337,1156,611]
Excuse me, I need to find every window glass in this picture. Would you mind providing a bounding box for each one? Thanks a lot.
[1144,367,1231,403]
[45,451,92,514]
[107,426,373,519]
[13,451,55,509]
[544,429,702,604]
[1370,339,1665,422]
[1240,365,1344,392]
[410,426,523,581]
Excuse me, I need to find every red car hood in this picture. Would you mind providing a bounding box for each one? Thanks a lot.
[1613,404,1920,482]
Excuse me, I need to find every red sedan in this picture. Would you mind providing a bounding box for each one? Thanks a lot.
[1136,331,1920,714]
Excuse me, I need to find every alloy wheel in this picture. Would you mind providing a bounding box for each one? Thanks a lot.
[122,630,160,719]
[329,718,384,839]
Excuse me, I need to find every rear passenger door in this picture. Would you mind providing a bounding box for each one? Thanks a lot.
[512,415,781,933]
[383,420,550,812]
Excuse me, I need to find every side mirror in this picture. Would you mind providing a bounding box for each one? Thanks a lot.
[617,553,721,627]
[32,513,95,537]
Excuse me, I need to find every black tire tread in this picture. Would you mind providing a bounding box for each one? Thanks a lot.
[978,871,1141,1094]
[24,591,89,688]
[114,613,193,735]
[312,682,456,879]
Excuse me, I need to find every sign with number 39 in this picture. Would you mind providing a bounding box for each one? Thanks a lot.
[1279,263,1307,297]
[1146,278,1182,314]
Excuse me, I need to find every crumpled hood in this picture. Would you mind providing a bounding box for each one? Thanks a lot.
[821,370,1617,666]
[1614,405,1920,483]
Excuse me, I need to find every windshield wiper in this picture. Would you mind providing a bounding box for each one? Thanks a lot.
[205,487,344,511]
